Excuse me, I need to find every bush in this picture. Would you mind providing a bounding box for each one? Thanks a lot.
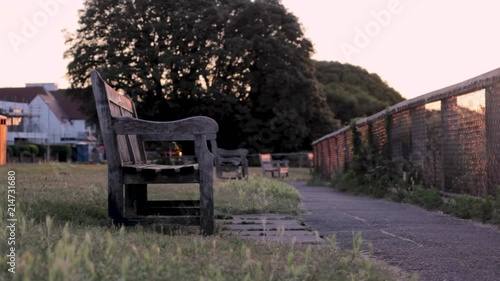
[443,195,493,222]
[28,144,39,156]
[331,171,363,194]
[405,185,442,210]
[12,145,20,156]
[50,144,72,160]
[7,144,43,157]
[492,188,500,224]
[37,144,46,157]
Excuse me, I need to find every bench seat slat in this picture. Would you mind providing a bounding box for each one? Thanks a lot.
[147,200,200,207]
[121,216,200,226]
[122,164,199,173]
[140,207,200,216]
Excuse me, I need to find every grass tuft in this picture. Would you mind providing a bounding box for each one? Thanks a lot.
[216,175,302,216]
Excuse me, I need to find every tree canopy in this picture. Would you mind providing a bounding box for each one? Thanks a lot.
[65,0,338,152]
[314,61,405,125]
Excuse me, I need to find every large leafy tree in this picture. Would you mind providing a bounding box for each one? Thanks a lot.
[314,61,404,125]
[65,0,338,152]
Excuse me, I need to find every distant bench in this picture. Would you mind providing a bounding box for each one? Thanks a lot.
[91,70,218,235]
[214,147,249,180]
[259,153,289,178]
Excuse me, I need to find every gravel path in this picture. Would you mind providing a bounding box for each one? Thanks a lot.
[291,182,500,281]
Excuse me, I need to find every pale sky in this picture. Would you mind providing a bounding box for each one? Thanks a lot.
[1,0,500,99]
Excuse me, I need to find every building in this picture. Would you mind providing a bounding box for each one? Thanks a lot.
[0,85,95,145]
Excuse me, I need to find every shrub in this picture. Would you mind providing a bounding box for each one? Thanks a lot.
[7,145,19,156]
[37,144,47,157]
[7,144,42,156]
[50,144,72,159]
[405,185,442,210]
[28,144,39,156]
[443,195,493,222]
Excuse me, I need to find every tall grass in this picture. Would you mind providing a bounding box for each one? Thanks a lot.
[216,175,302,216]
[0,164,408,280]
[0,210,405,280]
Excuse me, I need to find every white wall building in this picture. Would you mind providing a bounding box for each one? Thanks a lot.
[0,86,95,145]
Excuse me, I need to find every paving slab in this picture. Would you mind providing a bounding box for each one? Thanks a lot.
[236,234,323,244]
[225,221,306,231]
[220,213,326,244]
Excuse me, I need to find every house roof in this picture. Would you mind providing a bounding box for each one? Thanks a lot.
[50,90,88,120]
[0,87,89,121]
[0,87,49,103]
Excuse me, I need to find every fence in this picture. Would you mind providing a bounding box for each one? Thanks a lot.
[312,67,500,196]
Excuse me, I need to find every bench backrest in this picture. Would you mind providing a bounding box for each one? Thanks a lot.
[91,71,146,166]
[259,153,275,170]
[217,148,249,158]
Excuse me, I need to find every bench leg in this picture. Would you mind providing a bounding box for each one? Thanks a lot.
[199,170,214,235]
[243,162,249,180]
[125,184,147,216]
[108,177,124,225]
[196,135,214,235]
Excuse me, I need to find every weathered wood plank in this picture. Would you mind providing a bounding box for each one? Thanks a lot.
[147,200,200,207]
[124,184,147,217]
[123,173,199,184]
[91,71,125,223]
[195,134,214,235]
[141,133,217,141]
[104,83,134,113]
[122,164,199,173]
[139,207,200,216]
[112,116,218,136]
[122,216,201,226]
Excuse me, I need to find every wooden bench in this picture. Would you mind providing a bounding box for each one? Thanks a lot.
[259,153,289,178]
[214,147,249,180]
[91,71,218,235]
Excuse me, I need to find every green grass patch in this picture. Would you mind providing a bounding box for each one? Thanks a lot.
[0,163,406,281]
[0,211,404,280]
[216,175,302,216]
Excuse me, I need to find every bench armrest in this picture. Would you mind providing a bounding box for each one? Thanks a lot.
[112,116,218,136]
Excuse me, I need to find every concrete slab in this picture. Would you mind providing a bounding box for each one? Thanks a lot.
[219,213,326,244]
[224,222,307,231]
[236,234,324,244]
